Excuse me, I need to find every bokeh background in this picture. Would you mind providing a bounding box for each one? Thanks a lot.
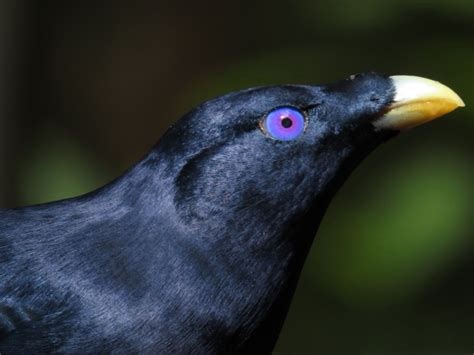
[0,1,472,353]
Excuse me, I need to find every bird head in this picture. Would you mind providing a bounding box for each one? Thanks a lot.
[156,73,463,257]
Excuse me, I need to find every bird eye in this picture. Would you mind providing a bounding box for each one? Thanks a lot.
[261,107,306,141]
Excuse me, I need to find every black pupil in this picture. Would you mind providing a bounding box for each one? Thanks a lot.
[281,117,293,128]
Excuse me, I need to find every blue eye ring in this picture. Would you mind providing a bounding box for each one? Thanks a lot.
[260,106,307,141]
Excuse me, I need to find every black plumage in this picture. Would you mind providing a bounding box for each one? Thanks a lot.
[0,73,399,353]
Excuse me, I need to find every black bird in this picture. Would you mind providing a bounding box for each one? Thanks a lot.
[0,73,464,353]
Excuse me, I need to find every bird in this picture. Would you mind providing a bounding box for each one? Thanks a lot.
[0,73,464,353]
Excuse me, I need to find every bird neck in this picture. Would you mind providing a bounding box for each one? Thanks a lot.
[103,131,391,352]
[100,148,326,352]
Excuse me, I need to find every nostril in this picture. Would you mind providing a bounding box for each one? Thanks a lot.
[370,95,381,103]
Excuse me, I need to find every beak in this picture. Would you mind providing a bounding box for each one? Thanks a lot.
[373,75,465,130]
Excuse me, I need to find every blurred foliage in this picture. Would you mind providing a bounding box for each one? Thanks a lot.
[18,128,108,205]
[0,0,473,353]
[314,147,473,307]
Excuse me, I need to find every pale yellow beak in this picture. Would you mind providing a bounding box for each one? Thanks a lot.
[373,75,465,130]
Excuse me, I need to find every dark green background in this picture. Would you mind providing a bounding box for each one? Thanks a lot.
[0,1,472,353]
